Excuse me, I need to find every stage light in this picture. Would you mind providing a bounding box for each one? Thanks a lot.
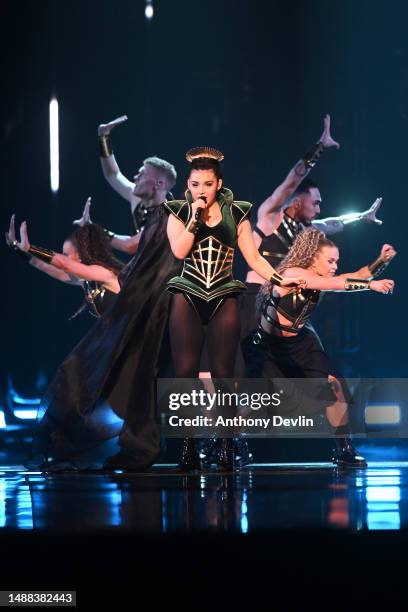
[367,511,400,530]
[107,490,122,527]
[364,403,401,426]
[9,394,41,406]
[366,486,400,503]
[6,387,40,421]
[49,97,59,193]
[13,409,38,420]
[0,411,6,429]
[240,491,249,533]
[0,482,5,528]
[339,211,362,222]
[16,488,34,530]
[6,385,41,422]
[145,1,154,19]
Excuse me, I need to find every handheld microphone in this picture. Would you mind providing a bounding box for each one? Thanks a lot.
[195,196,207,221]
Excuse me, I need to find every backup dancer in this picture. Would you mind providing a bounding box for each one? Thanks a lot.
[17,136,180,470]
[6,211,123,319]
[241,115,383,368]
[98,115,175,248]
[254,228,396,467]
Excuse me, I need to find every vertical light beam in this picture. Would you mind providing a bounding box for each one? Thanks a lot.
[145,1,154,19]
[49,98,59,193]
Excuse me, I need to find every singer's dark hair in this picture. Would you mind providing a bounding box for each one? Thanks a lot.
[189,157,223,180]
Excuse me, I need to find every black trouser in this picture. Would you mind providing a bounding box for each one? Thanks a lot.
[238,283,263,377]
[257,327,350,418]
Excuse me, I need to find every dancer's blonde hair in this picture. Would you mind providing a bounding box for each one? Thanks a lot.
[143,156,177,189]
[257,228,337,312]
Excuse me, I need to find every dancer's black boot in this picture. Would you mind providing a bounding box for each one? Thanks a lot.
[234,437,253,468]
[178,438,201,472]
[200,436,221,468]
[217,438,234,471]
[332,437,367,468]
[201,437,253,468]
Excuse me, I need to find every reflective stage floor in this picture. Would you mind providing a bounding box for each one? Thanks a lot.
[2,462,408,533]
[1,445,408,607]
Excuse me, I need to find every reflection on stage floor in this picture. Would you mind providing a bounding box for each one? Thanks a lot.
[1,445,408,534]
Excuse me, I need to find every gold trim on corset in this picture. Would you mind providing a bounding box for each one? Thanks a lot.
[169,283,244,302]
[184,236,234,290]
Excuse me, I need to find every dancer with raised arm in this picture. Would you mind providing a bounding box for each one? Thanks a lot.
[6,210,123,318]
[98,115,176,240]
[254,228,396,467]
[242,115,383,370]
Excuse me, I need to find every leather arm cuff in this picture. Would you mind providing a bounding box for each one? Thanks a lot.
[28,245,55,263]
[368,256,389,278]
[302,141,324,168]
[269,271,284,287]
[344,278,371,291]
[99,134,113,158]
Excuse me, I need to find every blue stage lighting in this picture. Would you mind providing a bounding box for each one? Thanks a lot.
[13,409,38,421]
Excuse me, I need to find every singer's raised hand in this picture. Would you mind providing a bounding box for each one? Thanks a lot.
[191,197,208,219]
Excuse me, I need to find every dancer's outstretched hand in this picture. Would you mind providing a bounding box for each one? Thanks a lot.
[18,221,31,252]
[319,114,340,149]
[73,197,92,226]
[361,197,383,225]
[370,279,395,294]
[380,243,396,262]
[98,115,128,137]
[5,214,16,247]
[6,218,31,252]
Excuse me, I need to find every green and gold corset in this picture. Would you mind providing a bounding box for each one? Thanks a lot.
[163,187,252,301]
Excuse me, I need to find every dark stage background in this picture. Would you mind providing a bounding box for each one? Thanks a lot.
[1,0,406,398]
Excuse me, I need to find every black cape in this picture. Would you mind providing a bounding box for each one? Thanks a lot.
[29,205,180,469]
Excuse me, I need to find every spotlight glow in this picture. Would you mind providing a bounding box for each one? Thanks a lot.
[13,409,38,420]
[49,98,59,193]
[364,403,401,426]
[145,2,153,19]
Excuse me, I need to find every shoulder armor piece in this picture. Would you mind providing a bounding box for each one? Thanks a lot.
[231,201,252,226]
[163,200,191,225]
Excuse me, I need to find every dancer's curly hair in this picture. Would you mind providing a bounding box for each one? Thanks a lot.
[66,224,124,274]
[278,228,336,273]
[257,228,337,313]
